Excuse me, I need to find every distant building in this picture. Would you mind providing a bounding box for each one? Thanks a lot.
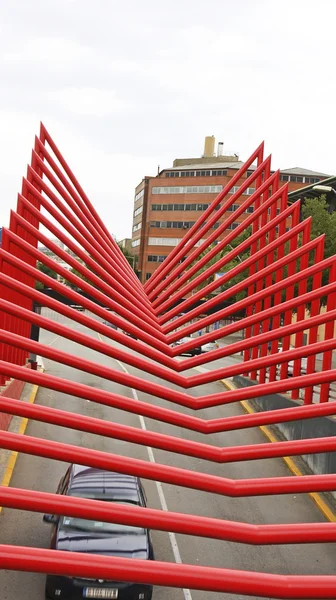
[131,136,330,283]
[118,238,133,254]
[288,175,336,211]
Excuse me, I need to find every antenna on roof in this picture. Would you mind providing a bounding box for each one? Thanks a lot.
[157,165,160,175]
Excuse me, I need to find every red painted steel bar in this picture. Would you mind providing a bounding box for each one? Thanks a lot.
[1,357,335,434]
[33,135,134,282]
[1,486,336,545]
[1,396,335,465]
[2,128,336,599]
[1,430,336,496]
[185,336,336,388]
[2,545,336,598]
[176,267,336,368]
[154,184,293,314]
[161,221,315,331]
[320,261,336,402]
[0,328,196,408]
[25,158,149,308]
[162,215,307,325]
[290,224,312,399]
[0,245,172,357]
[0,296,183,385]
[251,159,272,378]
[267,189,292,381]
[39,124,122,261]
[167,238,328,346]
[22,170,153,313]
[1,300,335,395]
[304,239,325,404]
[0,271,178,373]
[12,206,160,330]
[16,190,156,321]
[145,142,265,294]
[151,163,277,308]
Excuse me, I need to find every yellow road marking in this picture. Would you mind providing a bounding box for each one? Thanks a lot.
[221,378,336,522]
[0,374,43,513]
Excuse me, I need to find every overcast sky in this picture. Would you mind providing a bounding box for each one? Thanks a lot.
[0,0,335,241]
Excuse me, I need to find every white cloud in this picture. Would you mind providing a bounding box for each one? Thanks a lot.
[0,0,335,241]
[51,87,124,117]
[2,37,92,67]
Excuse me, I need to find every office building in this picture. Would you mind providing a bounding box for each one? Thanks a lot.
[132,136,329,283]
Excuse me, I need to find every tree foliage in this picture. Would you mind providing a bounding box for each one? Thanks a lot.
[186,226,252,302]
[117,242,137,270]
[35,261,58,289]
[301,195,336,258]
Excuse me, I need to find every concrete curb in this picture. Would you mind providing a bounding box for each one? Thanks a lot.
[0,364,33,432]
[221,377,336,522]
[0,366,44,512]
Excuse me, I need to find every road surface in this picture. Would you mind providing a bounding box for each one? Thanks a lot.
[0,310,335,600]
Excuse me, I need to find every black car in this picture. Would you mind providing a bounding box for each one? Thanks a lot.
[102,320,118,330]
[174,336,202,356]
[44,465,154,600]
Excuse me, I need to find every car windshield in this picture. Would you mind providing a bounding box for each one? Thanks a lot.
[62,500,145,534]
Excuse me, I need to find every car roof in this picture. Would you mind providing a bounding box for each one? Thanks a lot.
[68,465,142,502]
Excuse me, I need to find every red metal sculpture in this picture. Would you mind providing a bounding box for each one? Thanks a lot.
[0,124,335,597]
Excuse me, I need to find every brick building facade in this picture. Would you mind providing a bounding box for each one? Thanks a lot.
[131,137,329,283]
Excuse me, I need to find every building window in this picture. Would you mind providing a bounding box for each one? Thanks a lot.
[133,222,142,232]
[151,185,222,195]
[134,189,144,202]
[305,177,320,184]
[148,237,182,246]
[151,203,210,211]
[145,273,151,280]
[246,170,254,177]
[164,170,228,178]
[246,206,254,213]
[290,175,304,183]
[150,221,195,229]
[148,255,167,262]
[280,174,289,182]
[211,169,228,176]
[131,239,140,247]
[134,206,143,217]
[230,186,255,195]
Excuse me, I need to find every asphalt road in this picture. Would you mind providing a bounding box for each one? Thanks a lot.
[0,309,335,600]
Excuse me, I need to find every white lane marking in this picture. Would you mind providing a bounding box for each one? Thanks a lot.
[103,348,193,600]
[46,335,60,347]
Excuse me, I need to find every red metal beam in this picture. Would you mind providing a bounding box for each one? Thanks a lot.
[1,486,336,545]
[1,430,336,496]
[2,544,336,598]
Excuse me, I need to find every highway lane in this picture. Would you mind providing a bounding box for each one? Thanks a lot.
[0,310,335,600]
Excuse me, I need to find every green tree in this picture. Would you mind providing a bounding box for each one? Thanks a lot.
[35,261,58,290]
[186,227,252,302]
[301,195,336,303]
[117,242,137,270]
[301,195,336,258]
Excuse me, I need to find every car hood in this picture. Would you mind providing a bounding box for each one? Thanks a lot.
[56,530,149,559]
